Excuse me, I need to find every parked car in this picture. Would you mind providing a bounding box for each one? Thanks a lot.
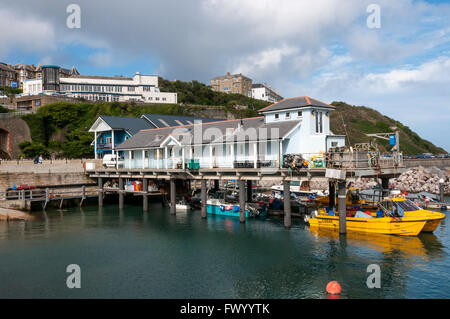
[102,154,124,168]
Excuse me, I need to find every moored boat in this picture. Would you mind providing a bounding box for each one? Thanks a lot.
[206,199,267,218]
[307,209,427,236]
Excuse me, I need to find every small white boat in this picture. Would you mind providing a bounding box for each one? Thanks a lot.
[175,200,190,212]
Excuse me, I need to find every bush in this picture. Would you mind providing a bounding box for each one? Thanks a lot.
[18,141,49,159]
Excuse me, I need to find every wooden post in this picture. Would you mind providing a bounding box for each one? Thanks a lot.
[119,177,124,209]
[338,180,347,234]
[214,180,219,190]
[80,185,86,206]
[328,181,336,210]
[201,179,207,219]
[21,189,26,210]
[239,179,246,223]
[283,180,291,229]
[44,188,50,210]
[143,178,148,212]
[98,177,103,207]
[170,178,176,215]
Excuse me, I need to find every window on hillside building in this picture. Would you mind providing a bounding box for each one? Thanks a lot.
[286,112,290,119]
[298,111,302,117]
[275,113,279,120]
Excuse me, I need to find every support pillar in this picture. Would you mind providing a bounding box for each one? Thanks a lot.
[170,179,176,215]
[201,179,207,219]
[239,179,246,223]
[119,177,124,209]
[283,180,291,229]
[439,179,445,203]
[143,178,148,212]
[98,177,103,207]
[214,179,219,191]
[328,181,336,210]
[247,180,253,202]
[338,181,347,234]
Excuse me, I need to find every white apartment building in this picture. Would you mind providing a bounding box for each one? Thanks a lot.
[252,83,283,103]
[23,70,177,104]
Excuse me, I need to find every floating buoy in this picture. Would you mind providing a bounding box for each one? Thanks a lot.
[326,281,341,295]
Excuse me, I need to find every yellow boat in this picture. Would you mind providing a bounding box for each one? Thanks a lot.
[389,197,445,232]
[307,211,427,236]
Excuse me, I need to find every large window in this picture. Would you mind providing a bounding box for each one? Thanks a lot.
[315,111,323,133]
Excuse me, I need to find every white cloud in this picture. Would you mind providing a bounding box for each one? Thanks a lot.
[0,8,56,56]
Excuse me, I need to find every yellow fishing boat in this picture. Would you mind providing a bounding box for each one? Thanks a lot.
[307,210,427,236]
[389,197,445,232]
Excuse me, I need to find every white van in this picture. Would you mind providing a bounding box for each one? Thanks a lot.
[102,154,124,168]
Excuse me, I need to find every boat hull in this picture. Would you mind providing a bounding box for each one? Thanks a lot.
[308,215,427,236]
[206,204,250,218]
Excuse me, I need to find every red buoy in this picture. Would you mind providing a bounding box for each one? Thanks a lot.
[326,281,342,295]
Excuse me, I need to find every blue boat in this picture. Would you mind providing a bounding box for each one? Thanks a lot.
[206,199,267,218]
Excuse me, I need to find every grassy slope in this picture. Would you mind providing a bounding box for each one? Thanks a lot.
[330,101,446,155]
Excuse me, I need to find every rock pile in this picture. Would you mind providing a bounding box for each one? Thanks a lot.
[352,166,450,195]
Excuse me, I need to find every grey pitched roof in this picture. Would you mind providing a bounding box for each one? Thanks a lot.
[99,116,154,135]
[211,73,252,81]
[141,114,224,128]
[116,117,301,150]
[259,96,335,113]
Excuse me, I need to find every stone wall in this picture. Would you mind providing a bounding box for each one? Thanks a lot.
[0,159,101,192]
[404,158,450,169]
[0,117,31,159]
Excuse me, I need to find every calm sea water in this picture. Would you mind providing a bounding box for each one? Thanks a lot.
[0,200,449,299]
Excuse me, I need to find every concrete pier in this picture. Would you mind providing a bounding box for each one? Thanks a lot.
[239,180,246,223]
[143,178,148,212]
[283,180,291,229]
[170,179,176,215]
[201,179,207,219]
[98,177,103,207]
[338,181,347,234]
[119,177,124,209]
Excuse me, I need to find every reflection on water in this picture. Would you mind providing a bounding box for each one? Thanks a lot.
[0,204,449,299]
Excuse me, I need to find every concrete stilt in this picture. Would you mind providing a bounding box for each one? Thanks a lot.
[283,180,291,229]
[98,177,103,207]
[338,181,347,234]
[170,179,176,215]
[439,180,445,203]
[119,178,124,209]
[239,180,246,223]
[247,180,253,202]
[143,178,148,212]
[201,179,207,219]
[328,181,336,210]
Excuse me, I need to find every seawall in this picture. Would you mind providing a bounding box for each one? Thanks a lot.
[0,159,100,192]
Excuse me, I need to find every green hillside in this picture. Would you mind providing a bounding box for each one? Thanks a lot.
[329,101,446,155]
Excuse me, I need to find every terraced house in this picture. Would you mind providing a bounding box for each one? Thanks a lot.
[115,96,346,169]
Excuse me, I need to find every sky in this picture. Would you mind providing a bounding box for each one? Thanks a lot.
[0,0,449,151]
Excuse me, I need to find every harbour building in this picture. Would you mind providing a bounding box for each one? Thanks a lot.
[89,114,223,159]
[115,96,346,169]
